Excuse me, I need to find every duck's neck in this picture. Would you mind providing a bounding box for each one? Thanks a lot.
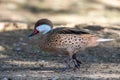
[39,33,47,41]
[39,33,48,50]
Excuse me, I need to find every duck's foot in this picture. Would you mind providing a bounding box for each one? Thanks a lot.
[56,54,82,72]
[72,59,82,70]
[64,59,82,71]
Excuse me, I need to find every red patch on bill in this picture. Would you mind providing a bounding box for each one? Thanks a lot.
[34,29,39,34]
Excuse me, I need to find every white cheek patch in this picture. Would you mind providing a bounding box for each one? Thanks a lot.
[36,24,52,34]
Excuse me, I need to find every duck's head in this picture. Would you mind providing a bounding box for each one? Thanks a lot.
[28,18,53,37]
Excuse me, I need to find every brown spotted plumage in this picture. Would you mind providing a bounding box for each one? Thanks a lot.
[28,18,114,70]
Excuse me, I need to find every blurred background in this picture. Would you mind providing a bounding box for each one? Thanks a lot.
[0,0,120,24]
[0,0,120,80]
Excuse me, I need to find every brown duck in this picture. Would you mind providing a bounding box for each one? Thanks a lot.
[28,18,114,69]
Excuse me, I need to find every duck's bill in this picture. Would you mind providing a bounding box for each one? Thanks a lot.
[97,38,114,42]
[28,32,34,37]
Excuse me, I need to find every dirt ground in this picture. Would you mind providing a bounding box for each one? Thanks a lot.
[0,22,120,80]
[0,0,120,80]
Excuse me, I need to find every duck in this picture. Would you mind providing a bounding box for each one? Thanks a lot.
[28,18,114,70]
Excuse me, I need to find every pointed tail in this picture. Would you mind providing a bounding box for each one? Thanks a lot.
[97,38,114,42]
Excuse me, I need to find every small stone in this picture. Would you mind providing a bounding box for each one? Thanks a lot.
[15,47,21,51]
[20,42,27,45]
[0,46,5,51]
[19,37,24,41]
[93,58,97,62]
[111,53,116,58]
[13,43,20,47]
[51,76,59,80]
[0,23,5,31]
[2,77,9,80]
[41,60,45,62]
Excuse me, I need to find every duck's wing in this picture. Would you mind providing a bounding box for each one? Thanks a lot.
[49,27,90,35]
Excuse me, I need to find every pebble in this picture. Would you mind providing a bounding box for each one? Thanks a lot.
[20,42,27,46]
[51,76,59,80]
[13,43,20,47]
[15,47,21,51]
[111,53,117,58]
[2,77,10,80]
[19,37,24,41]
[0,23,5,31]
[0,46,5,51]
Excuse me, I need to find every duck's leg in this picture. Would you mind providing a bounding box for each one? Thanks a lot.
[65,57,73,70]
[72,54,82,69]
[66,54,82,68]
[62,54,82,72]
